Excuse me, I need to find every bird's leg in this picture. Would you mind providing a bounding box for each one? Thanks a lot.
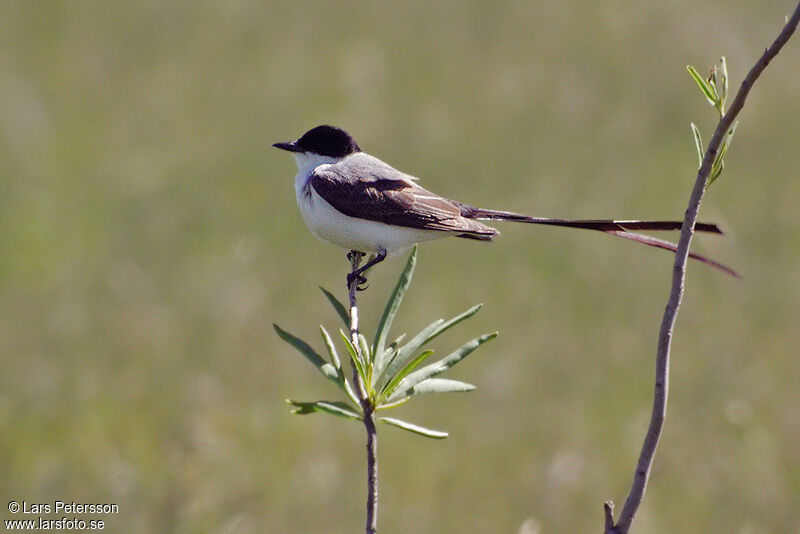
[346,250,366,290]
[347,248,387,291]
[347,250,365,266]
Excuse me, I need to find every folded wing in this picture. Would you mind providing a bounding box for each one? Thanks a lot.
[310,164,497,239]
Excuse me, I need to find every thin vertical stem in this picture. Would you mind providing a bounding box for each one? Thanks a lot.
[347,251,378,534]
[348,251,367,400]
[605,4,800,532]
[363,404,378,534]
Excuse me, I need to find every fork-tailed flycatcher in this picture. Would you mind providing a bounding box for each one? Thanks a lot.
[273,125,736,285]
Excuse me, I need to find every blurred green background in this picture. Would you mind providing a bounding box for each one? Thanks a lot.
[1,1,799,532]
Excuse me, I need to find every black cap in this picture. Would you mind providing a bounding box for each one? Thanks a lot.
[273,125,361,158]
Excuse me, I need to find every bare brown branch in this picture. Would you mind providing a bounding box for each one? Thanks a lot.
[605,4,800,532]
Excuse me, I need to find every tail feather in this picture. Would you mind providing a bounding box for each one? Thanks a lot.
[457,205,737,277]
[604,230,740,278]
[460,206,722,234]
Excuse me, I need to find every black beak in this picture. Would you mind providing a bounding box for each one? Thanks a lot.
[272,141,303,153]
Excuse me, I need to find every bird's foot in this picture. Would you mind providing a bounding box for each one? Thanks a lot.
[346,271,369,291]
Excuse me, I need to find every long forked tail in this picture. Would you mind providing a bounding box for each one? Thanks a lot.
[462,206,722,233]
[461,206,738,278]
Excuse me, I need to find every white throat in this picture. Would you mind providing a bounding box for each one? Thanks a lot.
[293,152,341,190]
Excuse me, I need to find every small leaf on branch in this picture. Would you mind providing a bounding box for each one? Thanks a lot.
[387,332,497,402]
[708,160,724,187]
[375,396,411,410]
[319,325,361,405]
[378,417,449,439]
[687,65,718,106]
[319,325,341,370]
[358,333,374,386]
[358,334,372,363]
[721,120,738,157]
[707,121,738,187]
[720,56,729,106]
[274,324,339,383]
[387,333,407,353]
[379,304,484,388]
[402,377,477,396]
[378,349,435,403]
[690,123,704,167]
[378,318,445,384]
[339,330,369,388]
[373,246,417,371]
[319,287,350,328]
[287,399,363,420]
[425,304,483,345]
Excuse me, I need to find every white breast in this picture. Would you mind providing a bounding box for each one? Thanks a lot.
[291,153,445,254]
[297,185,445,254]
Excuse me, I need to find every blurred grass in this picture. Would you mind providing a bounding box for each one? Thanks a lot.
[1,1,799,532]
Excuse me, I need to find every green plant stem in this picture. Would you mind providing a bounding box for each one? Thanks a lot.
[604,4,800,533]
[347,250,378,534]
[363,404,378,534]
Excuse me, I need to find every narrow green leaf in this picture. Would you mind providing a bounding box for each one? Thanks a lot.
[426,304,483,345]
[387,333,407,353]
[380,347,398,375]
[319,363,338,381]
[378,303,483,389]
[358,334,372,363]
[388,332,497,402]
[373,246,417,372]
[376,396,411,411]
[339,329,360,364]
[319,287,350,328]
[378,350,435,403]
[714,121,737,169]
[708,121,737,188]
[274,324,339,383]
[713,143,728,170]
[319,325,361,405]
[378,417,448,439]
[720,56,729,105]
[723,120,738,153]
[287,400,362,420]
[379,335,407,376]
[342,377,361,407]
[690,123,704,168]
[378,319,444,387]
[339,330,369,392]
[319,325,341,370]
[707,160,724,187]
[358,333,374,386]
[687,65,718,106]
[402,378,476,396]
[707,68,718,94]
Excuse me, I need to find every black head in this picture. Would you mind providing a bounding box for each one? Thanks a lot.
[273,125,361,158]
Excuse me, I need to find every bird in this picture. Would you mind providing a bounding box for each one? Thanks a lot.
[273,125,736,286]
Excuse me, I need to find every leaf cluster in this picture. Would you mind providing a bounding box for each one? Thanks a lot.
[687,57,738,188]
[274,247,496,439]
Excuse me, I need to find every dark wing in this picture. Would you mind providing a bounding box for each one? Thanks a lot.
[309,163,497,238]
